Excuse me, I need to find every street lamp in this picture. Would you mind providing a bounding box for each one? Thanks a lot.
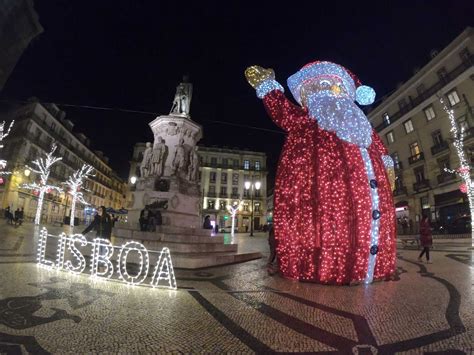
[244,178,261,237]
[24,168,31,177]
[130,176,137,184]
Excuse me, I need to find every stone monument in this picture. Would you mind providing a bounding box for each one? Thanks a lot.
[116,78,262,269]
[129,78,202,228]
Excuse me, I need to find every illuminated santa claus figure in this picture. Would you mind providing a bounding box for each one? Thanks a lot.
[245,61,396,284]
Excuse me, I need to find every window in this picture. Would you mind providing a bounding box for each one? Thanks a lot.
[232,187,238,196]
[233,159,239,167]
[432,130,443,146]
[458,115,469,131]
[424,106,436,121]
[447,89,460,106]
[383,113,390,126]
[210,172,216,183]
[221,172,227,184]
[220,186,227,195]
[413,166,425,183]
[222,158,228,167]
[208,200,215,209]
[243,189,249,198]
[210,157,217,166]
[243,160,250,170]
[386,131,395,144]
[243,203,249,212]
[220,200,226,210]
[410,142,421,157]
[255,189,261,197]
[51,122,56,132]
[209,185,215,194]
[391,152,401,169]
[416,84,426,96]
[404,119,414,134]
[232,173,239,185]
[438,157,450,172]
[255,161,261,171]
[398,98,408,111]
[459,47,471,63]
[254,203,261,212]
[437,67,448,82]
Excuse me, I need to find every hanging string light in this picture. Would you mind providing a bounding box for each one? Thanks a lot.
[22,144,63,225]
[64,164,95,228]
[439,96,474,243]
[226,200,243,237]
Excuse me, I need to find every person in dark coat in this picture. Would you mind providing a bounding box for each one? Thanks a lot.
[418,215,433,263]
[203,215,212,230]
[14,208,20,227]
[139,207,150,232]
[82,206,112,240]
[267,224,278,275]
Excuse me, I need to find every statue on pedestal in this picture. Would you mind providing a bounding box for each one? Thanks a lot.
[172,138,186,175]
[151,137,166,177]
[170,79,193,117]
[187,146,199,181]
[140,142,153,178]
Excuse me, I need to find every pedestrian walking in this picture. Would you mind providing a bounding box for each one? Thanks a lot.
[203,215,212,230]
[14,208,20,227]
[418,215,433,263]
[267,224,278,275]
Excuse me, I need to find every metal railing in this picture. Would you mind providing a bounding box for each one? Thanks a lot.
[413,179,430,192]
[408,152,424,165]
[430,141,449,155]
[437,173,456,184]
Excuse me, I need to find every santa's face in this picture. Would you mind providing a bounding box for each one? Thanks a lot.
[303,76,373,148]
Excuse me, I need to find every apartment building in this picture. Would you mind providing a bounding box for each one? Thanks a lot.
[0,99,126,224]
[369,27,474,227]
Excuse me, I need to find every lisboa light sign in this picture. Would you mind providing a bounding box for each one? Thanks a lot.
[37,227,177,290]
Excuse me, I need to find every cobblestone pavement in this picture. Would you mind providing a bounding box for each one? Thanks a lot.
[0,221,472,354]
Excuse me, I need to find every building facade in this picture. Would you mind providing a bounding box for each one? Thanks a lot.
[369,27,474,229]
[0,100,126,224]
[198,146,268,232]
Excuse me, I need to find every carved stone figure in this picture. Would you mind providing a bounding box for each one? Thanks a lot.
[140,142,153,178]
[172,138,186,175]
[187,146,199,181]
[151,137,166,177]
[170,80,193,117]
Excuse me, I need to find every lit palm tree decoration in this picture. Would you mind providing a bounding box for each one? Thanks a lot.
[23,144,63,225]
[64,164,95,228]
[439,96,474,242]
[0,120,14,175]
[226,200,243,237]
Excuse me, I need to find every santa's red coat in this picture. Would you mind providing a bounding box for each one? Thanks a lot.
[264,90,396,284]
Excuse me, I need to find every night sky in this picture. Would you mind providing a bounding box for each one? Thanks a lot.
[2,1,473,181]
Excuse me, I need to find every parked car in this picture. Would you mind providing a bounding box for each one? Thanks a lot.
[219,226,238,233]
[440,216,471,234]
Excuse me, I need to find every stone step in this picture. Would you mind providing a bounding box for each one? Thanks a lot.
[113,229,224,244]
[114,237,237,253]
[173,251,262,269]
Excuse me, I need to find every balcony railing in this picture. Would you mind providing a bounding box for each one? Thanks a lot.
[394,161,403,171]
[207,192,216,197]
[219,193,228,198]
[437,173,456,184]
[393,186,407,196]
[430,141,449,155]
[375,54,474,132]
[231,193,240,199]
[408,152,424,165]
[413,179,430,192]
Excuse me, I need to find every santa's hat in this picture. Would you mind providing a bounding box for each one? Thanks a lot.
[287,61,375,106]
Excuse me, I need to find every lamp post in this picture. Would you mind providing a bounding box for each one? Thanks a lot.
[244,178,261,237]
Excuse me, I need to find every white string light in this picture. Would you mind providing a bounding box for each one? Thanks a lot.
[37,228,177,290]
[22,144,63,225]
[227,200,243,237]
[439,96,474,244]
[65,234,87,274]
[0,120,14,176]
[64,164,95,228]
[91,238,114,279]
[117,241,150,285]
[37,227,55,268]
[150,247,177,290]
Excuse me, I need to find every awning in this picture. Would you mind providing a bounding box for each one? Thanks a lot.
[395,200,409,208]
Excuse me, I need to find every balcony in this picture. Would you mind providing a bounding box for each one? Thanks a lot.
[413,179,430,192]
[430,141,449,156]
[375,54,474,132]
[394,161,403,171]
[437,173,456,184]
[207,192,216,197]
[393,186,407,196]
[408,152,424,165]
[219,193,228,198]
[231,193,240,199]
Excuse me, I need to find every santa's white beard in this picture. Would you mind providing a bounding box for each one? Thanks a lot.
[307,92,373,148]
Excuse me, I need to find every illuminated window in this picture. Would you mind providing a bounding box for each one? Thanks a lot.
[207,200,215,209]
[243,203,249,212]
[254,203,261,212]
[383,112,390,126]
[244,160,250,170]
[232,173,239,185]
[424,106,436,121]
[386,131,395,144]
[447,89,460,106]
[409,142,421,157]
[404,119,414,134]
[220,200,226,210]
[255,161,260,170]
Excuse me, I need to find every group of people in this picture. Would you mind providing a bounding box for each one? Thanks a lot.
[3,206,24,227]
[139,207,162,232]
